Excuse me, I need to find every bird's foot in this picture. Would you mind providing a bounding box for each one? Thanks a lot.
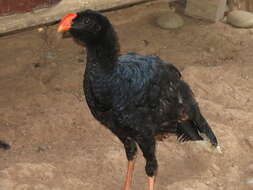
[215,145,222,154]
[195,140,223,154]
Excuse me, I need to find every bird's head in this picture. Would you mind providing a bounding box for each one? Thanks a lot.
[58,10,112,44]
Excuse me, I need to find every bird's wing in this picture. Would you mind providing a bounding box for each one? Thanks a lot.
[111,54,160,111]
[112,53,183,112]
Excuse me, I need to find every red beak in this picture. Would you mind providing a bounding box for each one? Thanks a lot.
[58,13,77,32]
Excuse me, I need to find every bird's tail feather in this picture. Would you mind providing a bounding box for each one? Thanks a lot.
[191,105,218,147]
[177,81,218,147]
[176,120,203,142]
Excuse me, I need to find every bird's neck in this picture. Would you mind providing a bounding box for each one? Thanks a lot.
[86,29,120,72]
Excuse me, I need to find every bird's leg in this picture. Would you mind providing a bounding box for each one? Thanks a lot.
[136,137,157,190]
[148,176,155,190]
[109,127,137,190]
[123,137,137,190]
[123,159,136,190]
[145,159,157,190]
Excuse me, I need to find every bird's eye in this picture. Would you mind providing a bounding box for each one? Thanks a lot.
[84,18,90,24]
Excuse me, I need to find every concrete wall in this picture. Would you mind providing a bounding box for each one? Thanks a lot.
[0,0,152,34]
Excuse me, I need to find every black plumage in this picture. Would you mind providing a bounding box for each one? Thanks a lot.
[0,140,10,150]
[58,10,219,190]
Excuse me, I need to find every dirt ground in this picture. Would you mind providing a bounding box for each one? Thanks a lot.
[0,1,253,190]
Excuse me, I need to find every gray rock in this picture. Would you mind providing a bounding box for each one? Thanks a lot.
[227,10,253,28]
[156,12,184,29]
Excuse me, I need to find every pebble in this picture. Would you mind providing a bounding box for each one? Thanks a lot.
[38,27,44,32]
[156,12,184,29]
[227,10,253,28]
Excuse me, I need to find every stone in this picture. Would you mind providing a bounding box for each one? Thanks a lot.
[156,12,184,29]
[227,10,253,28]
[185,0,227,22]
[38,27,44,32]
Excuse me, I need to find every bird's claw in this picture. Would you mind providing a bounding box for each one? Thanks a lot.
[216,145,222,154]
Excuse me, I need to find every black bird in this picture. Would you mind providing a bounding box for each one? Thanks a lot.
[58,10,220,190]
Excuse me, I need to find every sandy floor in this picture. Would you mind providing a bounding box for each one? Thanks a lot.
[0,1,253,190]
